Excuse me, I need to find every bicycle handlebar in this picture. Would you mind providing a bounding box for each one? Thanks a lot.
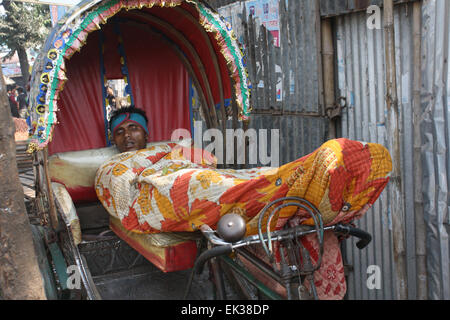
[334,224,372,249]
[200,222,372,251]
[187,219,372,299]
[193,244,233,275]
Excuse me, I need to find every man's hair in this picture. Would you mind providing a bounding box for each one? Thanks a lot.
[109,106,148,132]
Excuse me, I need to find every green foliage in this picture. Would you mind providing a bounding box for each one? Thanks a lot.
[0,0,51,58]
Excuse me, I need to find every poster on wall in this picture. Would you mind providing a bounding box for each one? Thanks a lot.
[50,5,70,26]
[218,0,280,47]
[217,2,245,44]
[245,0,280,47]
[1,63,21,77]
[218,0,283,102]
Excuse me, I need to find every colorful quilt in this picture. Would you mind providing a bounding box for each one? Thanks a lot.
[95,138,391,235]
[95,138,391,300]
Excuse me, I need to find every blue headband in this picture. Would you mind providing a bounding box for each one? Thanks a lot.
[111,112,149,135]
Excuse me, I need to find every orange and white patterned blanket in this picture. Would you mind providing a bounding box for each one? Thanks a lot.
[95,138,391,235]
[95,138,392,299]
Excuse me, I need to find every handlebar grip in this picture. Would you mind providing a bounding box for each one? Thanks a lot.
[335,224,372,249]
[193,245,233,275]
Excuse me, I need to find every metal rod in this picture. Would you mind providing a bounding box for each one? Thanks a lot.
[257,197,323,261]
[210,257,226,300]
[201,222,335,249]
[220,255,283,300]
[43,147,58,229]
[265,202,322,256]
[57,202,102,300]
[236,247,284,284]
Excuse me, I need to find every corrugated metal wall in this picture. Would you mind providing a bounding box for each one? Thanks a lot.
[336,6,391,300]
[320,0,415,17]
[207,0,328,166]
[210,0,450,300]
[336,0,450,300]
[420,0,450,300]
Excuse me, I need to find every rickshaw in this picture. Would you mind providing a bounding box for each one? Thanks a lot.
[25,0,383,300]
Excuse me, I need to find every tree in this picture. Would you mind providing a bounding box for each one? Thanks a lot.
[0,0,51,85]
[0,64,47,299]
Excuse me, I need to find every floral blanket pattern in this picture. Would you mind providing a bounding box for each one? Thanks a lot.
[95,138,391,234]
[95,138,392,299]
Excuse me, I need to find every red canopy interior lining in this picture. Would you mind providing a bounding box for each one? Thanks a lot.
[49,20,191,155]
[126,5,232,107]
[48,4,233,155]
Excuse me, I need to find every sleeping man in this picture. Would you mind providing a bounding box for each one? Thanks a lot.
[96,106,392,236]
[95,106,392,300]
[109,107,149,153]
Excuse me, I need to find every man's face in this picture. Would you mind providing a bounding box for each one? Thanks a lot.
[113,121,148,153]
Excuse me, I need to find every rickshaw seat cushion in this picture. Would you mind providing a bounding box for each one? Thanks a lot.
[48,139,191,204]
[109,216,199,273]
[51,182,82,245]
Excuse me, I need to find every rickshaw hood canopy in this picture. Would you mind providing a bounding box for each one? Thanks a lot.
[27,0,251,153]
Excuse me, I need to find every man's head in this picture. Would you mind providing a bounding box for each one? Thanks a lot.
[109,106,149,153]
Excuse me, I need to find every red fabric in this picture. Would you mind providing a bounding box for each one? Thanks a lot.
[141,6,226,107]
[102,24,123,79]
[121,23,190,143]
[176,3,232,106]
[301,232,346,300]
[49,23,191,154]
[49,31,106,155]
[50,180,98,204]
[240,231,346,300]
[110,218,197,272]
[118,6,231,111]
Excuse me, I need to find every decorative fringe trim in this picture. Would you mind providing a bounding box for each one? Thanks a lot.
[29,0,251,151]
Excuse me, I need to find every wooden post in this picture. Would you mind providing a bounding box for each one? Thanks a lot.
[321,18,336,139]
[0,67,47,299]
[383,0,407,300]
[412,0,427,300]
